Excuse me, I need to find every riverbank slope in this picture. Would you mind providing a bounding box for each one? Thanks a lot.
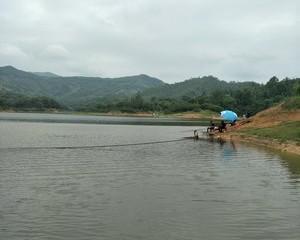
[220,97,300,155]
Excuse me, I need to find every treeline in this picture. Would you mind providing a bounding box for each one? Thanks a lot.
[0,90,63,111]
[79,77,300,115]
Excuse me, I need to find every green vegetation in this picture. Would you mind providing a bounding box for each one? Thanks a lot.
[0,90,62,111]
[79,94,212,114]
[142,76,260,99]
[282,96,300,110]
[240,122,300,143]
[79,76,300,115]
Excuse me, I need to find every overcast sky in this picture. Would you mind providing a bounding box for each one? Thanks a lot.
[0,0,299,83]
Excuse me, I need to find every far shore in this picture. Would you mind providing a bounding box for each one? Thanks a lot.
[0,109,215,121]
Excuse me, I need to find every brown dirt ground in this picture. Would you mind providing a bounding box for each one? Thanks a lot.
[236,104,300,129]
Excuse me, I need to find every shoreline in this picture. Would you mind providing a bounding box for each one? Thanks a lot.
[0,110,213,121]
[216,132,300,156]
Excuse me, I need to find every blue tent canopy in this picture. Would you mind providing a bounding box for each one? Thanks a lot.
[220,110,238,122]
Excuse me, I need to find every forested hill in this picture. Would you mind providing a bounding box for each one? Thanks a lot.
[141,76,261,99]
[0,89,62,111]
[88,76,300,115]
[1,66,299,115]
[0,66,165,106]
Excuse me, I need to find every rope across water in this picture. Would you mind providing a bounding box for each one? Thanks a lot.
[0,138,190,151]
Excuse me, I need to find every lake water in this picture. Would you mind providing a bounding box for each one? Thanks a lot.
[0,113,300,240]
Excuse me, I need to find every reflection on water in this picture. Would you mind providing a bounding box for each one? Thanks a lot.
[278,152,300,179]
[0,119,300,240]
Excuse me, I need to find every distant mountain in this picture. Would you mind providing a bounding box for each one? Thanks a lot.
[0,66,165,106]
[141,76,261,99]
[32,72,61,78]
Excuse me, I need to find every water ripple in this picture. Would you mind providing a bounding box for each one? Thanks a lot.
[0,122,299,239]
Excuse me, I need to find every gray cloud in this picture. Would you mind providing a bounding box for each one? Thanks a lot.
[0,0,299,82]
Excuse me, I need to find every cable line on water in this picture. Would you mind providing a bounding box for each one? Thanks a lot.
[0,138,190,151]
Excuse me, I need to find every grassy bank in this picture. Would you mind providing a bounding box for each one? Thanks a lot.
[239,121,300,143]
